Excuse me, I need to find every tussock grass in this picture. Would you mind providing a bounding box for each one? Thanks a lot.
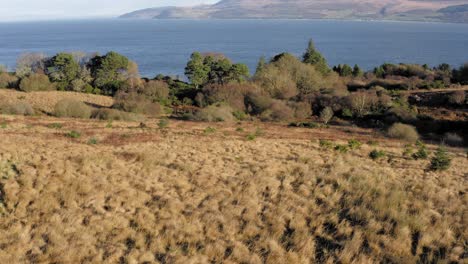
[0,118,465,263]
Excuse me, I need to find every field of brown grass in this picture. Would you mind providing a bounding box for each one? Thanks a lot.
[0,112,466,263]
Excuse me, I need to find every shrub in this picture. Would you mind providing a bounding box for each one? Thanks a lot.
[19,73,55,92]
[66,130,81,139]
[158,119,169,129]
[289,101,312,119]
[202,83,256,112]
[194,104,235,122]
[443,133,464,147]
[244,92,273,115]
[259,100,294,122]
[448,91,465,105]
[320,107,334,124]
[319,139,333,149]
[54,99,92,119]
[334,145,349,153]
[0,73,18,89]
[47,123,63,129]
[0,102,34,116]
[113,91,162,117]
[288,122,320,129]
[141,80,170,101]
[369,150,386,160]
[88,138,98,145]
[91,108,144,122]
[232,110,249,121]
[430,147,452,171]
[204,127,216,134]
[387,123,419,142]
[412,141,429,160]
[348,139,362,150]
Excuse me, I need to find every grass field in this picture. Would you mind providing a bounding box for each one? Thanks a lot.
[0,113,466,263]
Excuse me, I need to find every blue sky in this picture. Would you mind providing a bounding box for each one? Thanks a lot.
[0,0,219,21]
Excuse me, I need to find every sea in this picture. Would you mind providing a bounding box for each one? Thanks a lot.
[0,19,467,77]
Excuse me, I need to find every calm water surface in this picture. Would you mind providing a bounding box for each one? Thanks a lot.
[0,19,467,77]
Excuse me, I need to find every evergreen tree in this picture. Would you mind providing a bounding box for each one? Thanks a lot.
[46,53,80,91]
[255,56,267,76]
[185,52,210,89]
[353,64,363,77]
[89,51,130,95]
[302,39,330,75]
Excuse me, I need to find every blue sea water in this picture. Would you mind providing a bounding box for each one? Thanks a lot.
[0,19,467,77]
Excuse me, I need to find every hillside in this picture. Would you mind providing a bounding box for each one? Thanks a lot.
[120,0,468,23]
[0,90,467,263]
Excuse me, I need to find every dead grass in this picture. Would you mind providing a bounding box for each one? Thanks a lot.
[0,116,466,263]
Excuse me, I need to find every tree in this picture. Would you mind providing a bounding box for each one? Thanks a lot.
[348,90,378,117]
[255,56,267,76]
[430,147,452,171]
[333,64,353,77]
[353,64,363,77]
[185,52,250,88]
[46,53,80,90]
[185,52,209,89]
[89,52,130,95]
[320,107,334,124]
[16,53,47,78]
[452,63,468,85]
[302,39,330,75]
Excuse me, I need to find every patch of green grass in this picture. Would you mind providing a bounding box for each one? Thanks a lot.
[88,138,98,145]
[236,127,244,132]
[246,133,257,141]
[66,130,81,139]
[158,119,169,129]
[47,123,63,129]
[319,139,333,149]
[369,150,386,160]
[1,122,7,129]
[334,145,349,153]
[106,121,113,128]
[348,139,362,150]
[204,127,216,134]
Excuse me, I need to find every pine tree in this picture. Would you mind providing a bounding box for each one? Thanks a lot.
[302,39,330,75]
[353,64,363,77]
[255,56,267,76]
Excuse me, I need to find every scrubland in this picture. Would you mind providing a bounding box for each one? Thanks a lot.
[0,113,466,263]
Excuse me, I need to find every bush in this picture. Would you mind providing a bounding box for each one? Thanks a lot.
[259,100,294,122]
[289,101,312,119]
[203,83,257,112]
[430,147,452,171]
[66,130,81,139]
[193,104,235,122]
[448,91,465,105]
[334,145,349,153]
[141,80,170,101]
[443,133,464,147]
[113,91,162,116]
[158,118,170,129]
[244,92,273,115]
[387,123,419,142]
[320,107,334,124]
[0,102,34,116]
[0,73,18,89]
[319,139,333,149]
[348,139,362,150]
[412,141,429,160]
[19,73,55,92]
[91,108,144,122]
[369,150,386,160]
[54,99,92,119]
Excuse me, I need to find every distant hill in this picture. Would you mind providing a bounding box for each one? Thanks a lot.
[120,0,468,23]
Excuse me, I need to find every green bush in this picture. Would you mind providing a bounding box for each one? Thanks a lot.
[334,145,349,153]
[158,119,169,129]
[369,150,386,160]
[348,139,362,150]
[319,139,333,149]
[412,141,429,160]
[88,138,98,145]
[430,147,452,171]
[19,73,55,92]
[54,99,92,119]
[0,102,34,116]
[66,130,81,139]
[387,123,419,142]
[204,127,216,134]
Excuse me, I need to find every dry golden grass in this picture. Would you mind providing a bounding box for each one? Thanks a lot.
[0,89,113,114]
[0,114,466,264]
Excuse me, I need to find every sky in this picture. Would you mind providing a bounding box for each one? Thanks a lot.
[0,0,219,21]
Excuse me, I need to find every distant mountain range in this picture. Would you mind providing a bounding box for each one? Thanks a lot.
[120,0,468,23]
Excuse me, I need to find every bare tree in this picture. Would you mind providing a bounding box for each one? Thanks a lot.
[320,106,334,124]
[16,53,47,78]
